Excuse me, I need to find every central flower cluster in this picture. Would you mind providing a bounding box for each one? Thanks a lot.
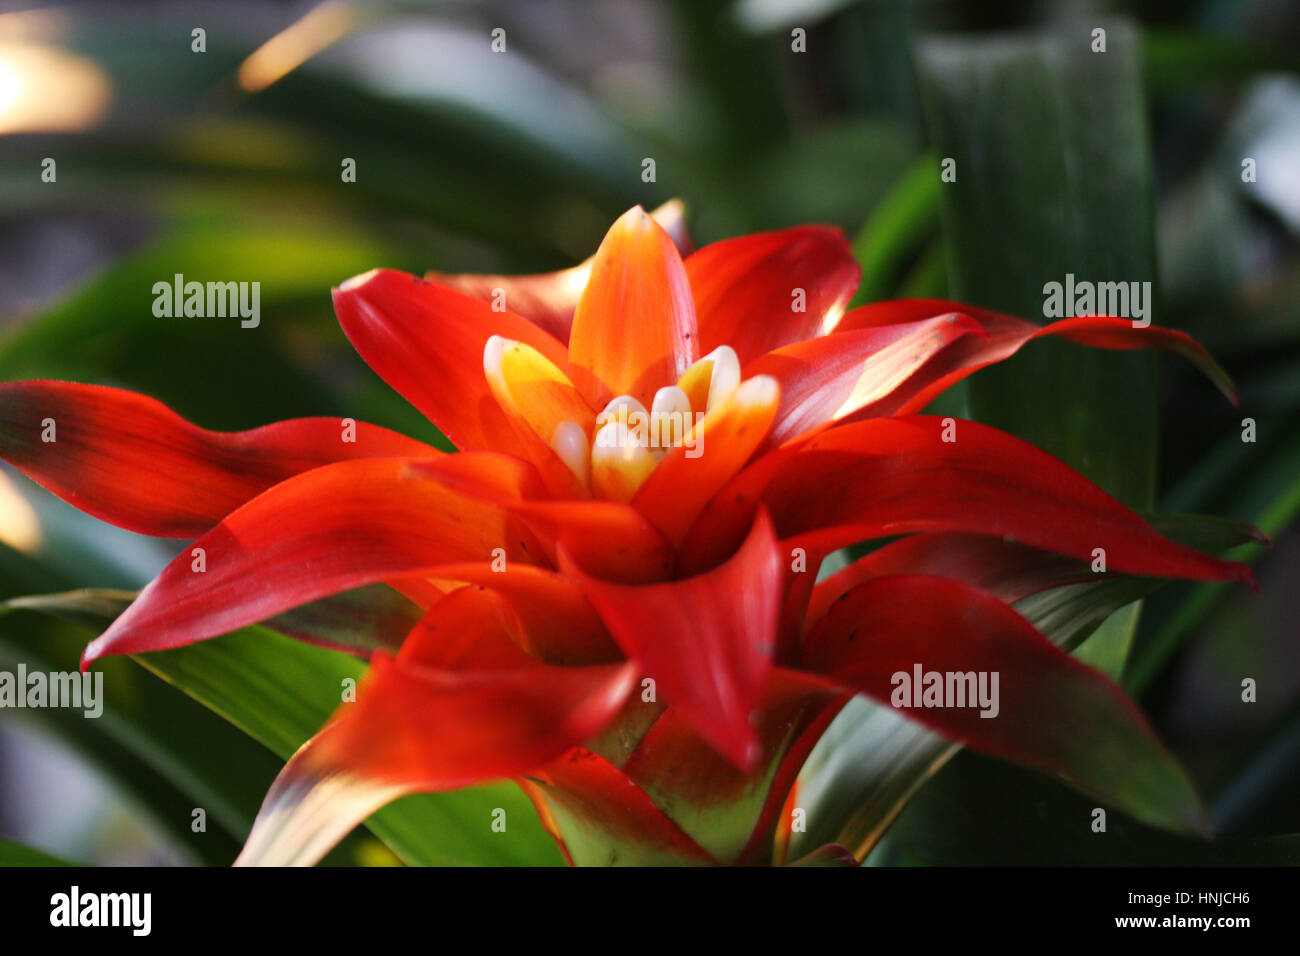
[483,335,774,501]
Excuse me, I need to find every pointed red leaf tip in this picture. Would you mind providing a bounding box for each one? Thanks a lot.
[804,575,1212,837]
[836,298,1239,410]
[0,381,437,538]
[567,206,699,410]
[688,225,861,365]
[332,267,570,455]
[559,510,785,771]
[685,416,1256,590]
[80,452,545,669]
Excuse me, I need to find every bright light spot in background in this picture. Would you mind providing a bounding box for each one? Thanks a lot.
[238,0,358,93]
[0,43,110,135]
[1241,79,1300,235]
[0,470,42,553]
[0,57,20,113]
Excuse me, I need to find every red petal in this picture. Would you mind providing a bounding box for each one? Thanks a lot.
[683,416,1254,588]
[744,313,985,448]
[83,453,545,665]
[803,575,1210,834]
[405,562,620,665]
[383,575,451,609]
[367,591,635,782]
[236,589,635,866]
[560,511,784,769]
[806,532,1097,631]
[307,561,620,664]
[428,200,692,344]
[0,381,436,538]
[332,269,570,453]
[510,498,675,584]
[567,207,698,409]
[836,298,1236,413]
[318,654,631,790]
[520,749,716,866]
[426,265,590,346]
[689,225,860,364]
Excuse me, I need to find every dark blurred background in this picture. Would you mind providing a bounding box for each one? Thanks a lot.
[0,0,1297,865]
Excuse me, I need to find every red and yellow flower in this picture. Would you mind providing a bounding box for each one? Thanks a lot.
[0,203,1252,865]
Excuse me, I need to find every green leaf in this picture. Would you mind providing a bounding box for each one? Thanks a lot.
[917,21,1160,505]
[0,835,75,867]
[785,843,859,867]
[668,0,789,160]
[3,588,139,632]
[147,630,564,865]
[849,152,941,307]
[742,120,918,232]
[1,591,564,866]
[917,21,1163,679]
[4,9,651,244]
[1126,429,1300,694]
[868,752,1300,865]
[0,546,267,863]
[0,606,268,864]
[1212,705,1300,832]
[0,219,411,430]
[1142,28,1300,97]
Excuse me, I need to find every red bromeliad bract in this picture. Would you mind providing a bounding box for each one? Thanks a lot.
[0,202,1253,866]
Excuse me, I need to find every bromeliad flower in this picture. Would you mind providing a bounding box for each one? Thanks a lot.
[0,202,1253,866]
